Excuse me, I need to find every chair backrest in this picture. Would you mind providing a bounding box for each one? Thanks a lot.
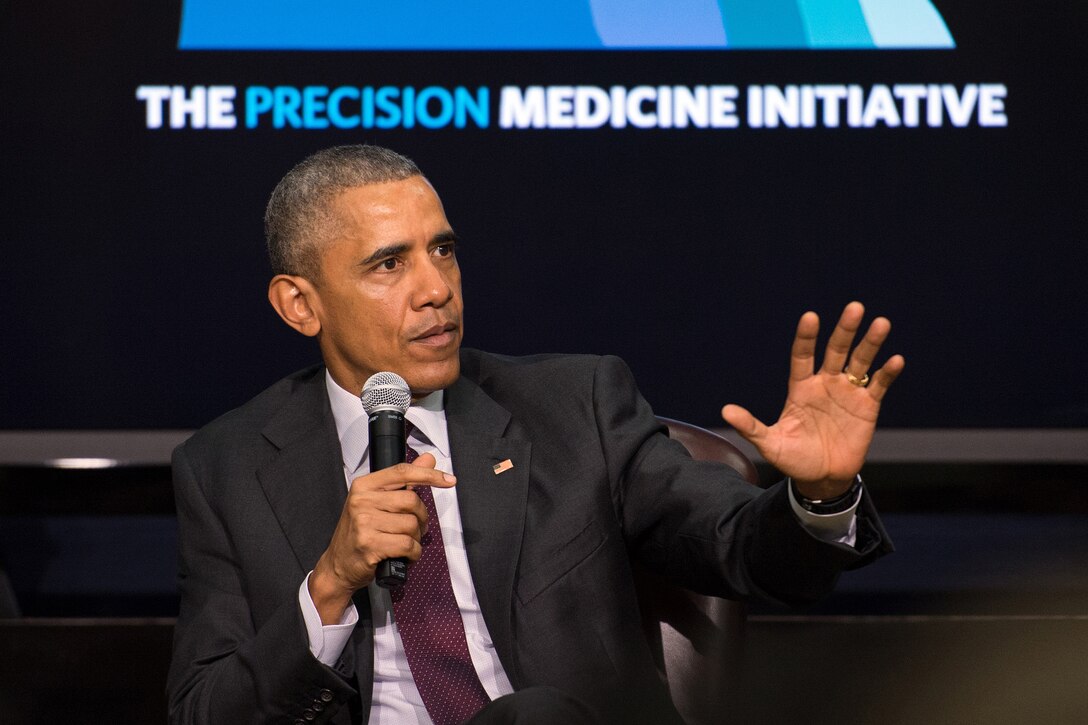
[657,416,758,485]
[634,416,759,725]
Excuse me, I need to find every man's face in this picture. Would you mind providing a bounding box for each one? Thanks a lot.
[307,176,463,397]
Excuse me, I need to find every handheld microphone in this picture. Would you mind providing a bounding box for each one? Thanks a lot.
[361,371,412,588]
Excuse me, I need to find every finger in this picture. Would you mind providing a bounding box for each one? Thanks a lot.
[351,461,456,492]
[356,509,426,539]
[397,535,424,563]
[385,509,427,541]
[397,491,431,537]
[867,354,905,402]
[721,404,769,443]
[366,533,423,564]
[371,489,431,519]
[789,311,819,382]
[365,490,431,537]
[345,490,427,526]
[820,301,865,375]
[410,452,437,468]
[405,451,435,490]
[845,316,891,378]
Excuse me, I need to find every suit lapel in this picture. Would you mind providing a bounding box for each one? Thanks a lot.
[254,368,376,712]
[256,370,346,572]
[445,375,531,687]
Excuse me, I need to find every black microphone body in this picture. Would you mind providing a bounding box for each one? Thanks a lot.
[369,409,406,472]
[370,408,410,588]
[361,371,413,588]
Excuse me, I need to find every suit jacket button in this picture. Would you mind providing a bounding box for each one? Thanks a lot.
[319,689,334,702]
[303,710,316,721]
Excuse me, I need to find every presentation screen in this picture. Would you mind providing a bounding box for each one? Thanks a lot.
[3,2,1084,430]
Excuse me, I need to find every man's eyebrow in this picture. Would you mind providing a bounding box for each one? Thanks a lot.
[359,243,411,266]
[431,230,460,246]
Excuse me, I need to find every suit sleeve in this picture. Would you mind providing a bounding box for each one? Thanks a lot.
[167,444,358,724]
[592,355,893,608]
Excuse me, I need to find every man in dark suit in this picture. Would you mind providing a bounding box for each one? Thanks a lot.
[167,145,903,724]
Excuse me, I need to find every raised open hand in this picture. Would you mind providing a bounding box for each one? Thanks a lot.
[721,302,905,500]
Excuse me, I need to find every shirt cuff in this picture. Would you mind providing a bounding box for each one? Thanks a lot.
[298,571,359,666]
[787,480,860,547]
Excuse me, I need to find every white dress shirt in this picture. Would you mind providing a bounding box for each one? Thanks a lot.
[298,372,514,724]
[299,370,858,723]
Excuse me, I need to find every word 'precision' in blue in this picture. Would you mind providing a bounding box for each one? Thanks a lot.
[245,86,490,129]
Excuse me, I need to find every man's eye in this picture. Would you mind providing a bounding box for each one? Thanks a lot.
[434,244,453,257]
[379,258,398,270]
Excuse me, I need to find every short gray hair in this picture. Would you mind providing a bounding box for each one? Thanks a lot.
[265,145,422,279]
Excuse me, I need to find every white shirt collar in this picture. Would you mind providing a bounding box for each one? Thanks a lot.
[325,370,450,468]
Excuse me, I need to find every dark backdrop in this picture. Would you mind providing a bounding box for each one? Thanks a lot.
[2,1,1085,430]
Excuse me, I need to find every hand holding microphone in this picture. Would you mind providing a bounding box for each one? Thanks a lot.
[307,372,456,623]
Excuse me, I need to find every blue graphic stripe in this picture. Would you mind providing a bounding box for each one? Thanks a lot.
[178,0,955,51]
[180,0,604,50]
[717,0,807,48]
[796,0,875,48]
[590,0,726,48]
[859,0,955,48]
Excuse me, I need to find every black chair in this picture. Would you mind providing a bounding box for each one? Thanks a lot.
[635,416,759,724]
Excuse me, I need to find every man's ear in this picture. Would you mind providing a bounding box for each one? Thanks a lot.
[268,274,322,337]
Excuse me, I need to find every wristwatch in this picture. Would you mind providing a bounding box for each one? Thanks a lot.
[790,475,863,515]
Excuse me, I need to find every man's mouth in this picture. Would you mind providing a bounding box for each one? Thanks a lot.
[410,322,459,347]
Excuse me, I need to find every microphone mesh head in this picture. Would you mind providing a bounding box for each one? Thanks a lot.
[361,372,411,414]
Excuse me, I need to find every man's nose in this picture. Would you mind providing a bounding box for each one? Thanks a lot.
[412,258,453,308]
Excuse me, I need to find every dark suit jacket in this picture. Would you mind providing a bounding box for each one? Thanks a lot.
[167,350,891,724]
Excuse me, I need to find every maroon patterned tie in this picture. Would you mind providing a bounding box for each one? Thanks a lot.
[392,423,491,725]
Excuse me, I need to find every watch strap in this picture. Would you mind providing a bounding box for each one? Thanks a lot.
[791,475,863,515]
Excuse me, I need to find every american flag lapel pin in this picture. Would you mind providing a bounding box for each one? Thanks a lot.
[492,459,514,475]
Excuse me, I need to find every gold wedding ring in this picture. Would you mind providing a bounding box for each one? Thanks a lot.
[846,371,870,387]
